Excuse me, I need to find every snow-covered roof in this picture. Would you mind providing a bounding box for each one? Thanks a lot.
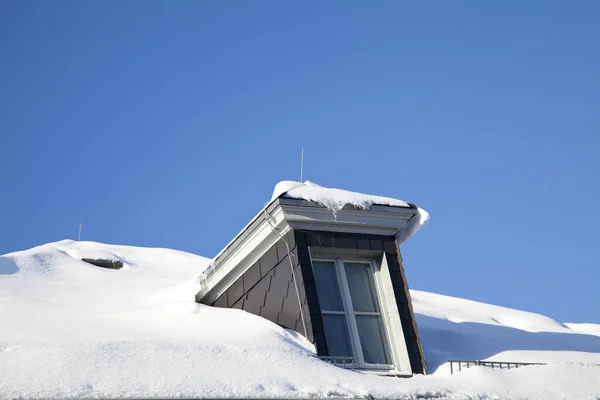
[271,180,430,238]
[2,240,600,398]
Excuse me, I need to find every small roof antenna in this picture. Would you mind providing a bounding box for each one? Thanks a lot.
[300,147,304,183]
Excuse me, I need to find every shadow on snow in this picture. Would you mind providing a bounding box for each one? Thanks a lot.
[416,314,600,372]
[0,256,18,275]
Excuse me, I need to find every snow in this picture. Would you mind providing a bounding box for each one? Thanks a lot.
[565,323,600,337]
[2,240,600,399]
[271,180,430,243]
[411,290,600,377]
[272,180,412,212]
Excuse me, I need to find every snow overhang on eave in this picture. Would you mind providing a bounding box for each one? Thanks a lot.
[277,197,419,236]
[195,198,421,305]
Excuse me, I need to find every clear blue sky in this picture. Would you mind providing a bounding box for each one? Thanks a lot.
[1,2,599,324]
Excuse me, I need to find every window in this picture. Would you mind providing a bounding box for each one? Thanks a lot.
[312,258,392,368]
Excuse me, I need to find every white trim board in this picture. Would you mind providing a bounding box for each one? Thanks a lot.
[197,206,288,305]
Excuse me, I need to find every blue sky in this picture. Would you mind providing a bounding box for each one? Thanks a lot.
[1,1,599,324]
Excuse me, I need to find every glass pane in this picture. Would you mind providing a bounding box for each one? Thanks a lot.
[312,261,343,311]
[356,315,390,364]
[322,314,353,358]
[344,263,378,312]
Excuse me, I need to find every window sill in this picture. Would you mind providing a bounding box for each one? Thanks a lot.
[356,368,412,377]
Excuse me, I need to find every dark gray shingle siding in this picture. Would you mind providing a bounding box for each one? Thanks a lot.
[211,232,314,344]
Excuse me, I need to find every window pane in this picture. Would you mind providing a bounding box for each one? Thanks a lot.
[312,261,343,311]
[322,314,353,358]
[356,315,390,365]
[344,263,378,312]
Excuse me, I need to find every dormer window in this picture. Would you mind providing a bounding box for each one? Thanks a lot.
[313,258,391,368]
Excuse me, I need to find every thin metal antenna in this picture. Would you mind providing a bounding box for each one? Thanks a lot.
[78,223,82,241]
[300,147,304,182]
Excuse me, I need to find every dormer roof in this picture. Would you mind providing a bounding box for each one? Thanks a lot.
[196,181,429,305]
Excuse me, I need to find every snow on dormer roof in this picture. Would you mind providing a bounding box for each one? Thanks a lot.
[271,181,412,212]
[271,181,429,233]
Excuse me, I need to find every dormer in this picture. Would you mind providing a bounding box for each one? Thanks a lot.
[195,181,428,375]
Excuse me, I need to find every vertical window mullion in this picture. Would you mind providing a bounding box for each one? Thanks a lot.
[336,259,365,367]
[367,259,393,366]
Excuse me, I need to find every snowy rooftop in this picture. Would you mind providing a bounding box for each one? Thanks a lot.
[1,183,600,398]
[2,239,600,398]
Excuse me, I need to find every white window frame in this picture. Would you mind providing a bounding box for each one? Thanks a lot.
[313,257,395,370]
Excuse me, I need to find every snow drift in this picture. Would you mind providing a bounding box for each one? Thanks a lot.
[1,240,600,399]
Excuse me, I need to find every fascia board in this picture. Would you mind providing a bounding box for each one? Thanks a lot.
[197,205,287,304]
[280,204,417,236]
[209,199,281,270]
